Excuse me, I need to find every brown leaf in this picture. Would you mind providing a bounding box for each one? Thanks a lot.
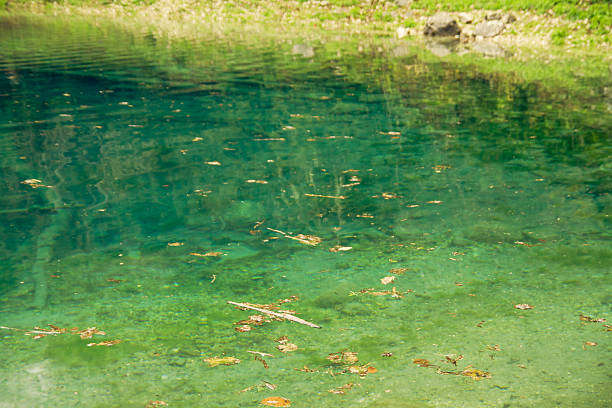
[380,276,396,285]
[461,367,491,380]
[514,304,534,310]
[260,396,291,407]
[277,343,298,353]
[87,340,121,347]
[580,314,606,323]
[77,327,106,339]
[167,242,184,247]
[413,358,432,367]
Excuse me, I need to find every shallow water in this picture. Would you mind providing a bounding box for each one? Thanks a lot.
[0,15,610,408]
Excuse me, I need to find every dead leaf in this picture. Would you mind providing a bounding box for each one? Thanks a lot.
[514,304,534,310]
[329,383,357,394]
[77,327,106,339]
[327,351,358,365]
[167,242,184,247]
[389,268,409,275]
[445,354,463,366]
[304,193,345,199]
[277,343,298,352]
[146,401,167,407]
[235,325,252,332]
[87,340,121,347]
[260,396,291,407]
[460,367,491,380]
[580,314,606,323]
[584,341,598,348]
[203,356,241,367]
[190,252,224,257]
[329,245,352,252]
[347,365,376,377]
[413,358,432,367]
[205,161,221,166]
[381,352,393,357]
[380,276,396,285]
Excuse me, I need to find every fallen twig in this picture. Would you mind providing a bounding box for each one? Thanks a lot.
[227,301,321,329]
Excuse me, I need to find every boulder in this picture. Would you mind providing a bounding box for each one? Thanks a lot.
[423,13,461,37]
[474,20,505,37]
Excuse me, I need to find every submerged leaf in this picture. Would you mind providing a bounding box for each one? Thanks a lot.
[260,396,291,407]
[461,367,491,380]
[203,356,241,367]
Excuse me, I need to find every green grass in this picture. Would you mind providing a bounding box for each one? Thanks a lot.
[409,0,611,33]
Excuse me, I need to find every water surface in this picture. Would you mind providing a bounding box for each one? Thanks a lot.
[0,15,610,408]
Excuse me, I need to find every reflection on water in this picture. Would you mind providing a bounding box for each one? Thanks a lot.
[0,15,610,408]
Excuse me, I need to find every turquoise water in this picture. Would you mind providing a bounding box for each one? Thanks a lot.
[0,16,610,408]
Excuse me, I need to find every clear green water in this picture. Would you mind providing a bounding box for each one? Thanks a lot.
[0,15,610,408]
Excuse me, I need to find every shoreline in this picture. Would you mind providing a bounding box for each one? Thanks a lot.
[6,1,611,57]
[2,1,611,99]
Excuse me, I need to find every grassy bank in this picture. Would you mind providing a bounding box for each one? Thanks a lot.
[1,1,610,98]
[3,1,611,48]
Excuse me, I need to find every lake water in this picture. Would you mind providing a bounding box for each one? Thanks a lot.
[0,15,610,408]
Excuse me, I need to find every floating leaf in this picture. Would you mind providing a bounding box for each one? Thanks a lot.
[205,161,221,165]
[235,325,252,332]
[389,268,409,275]
[203,356,241,367]
[381,352,393,357]
[514,304,534,310]
[167,242,184,247]
[584,341,598,347]
[260,396,291,407]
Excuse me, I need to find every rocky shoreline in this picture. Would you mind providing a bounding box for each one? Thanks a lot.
[6,0,611,66]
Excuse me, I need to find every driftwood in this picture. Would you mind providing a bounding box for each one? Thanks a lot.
[227,301,321,329]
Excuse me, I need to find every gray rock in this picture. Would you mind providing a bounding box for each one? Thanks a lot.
[485,11,503,21]
[472,41,508,58]
[457,12,474,24]
[474,20,505,37]
[423,12,461,37]
[502,13,517,24]
[395,0,412,7]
